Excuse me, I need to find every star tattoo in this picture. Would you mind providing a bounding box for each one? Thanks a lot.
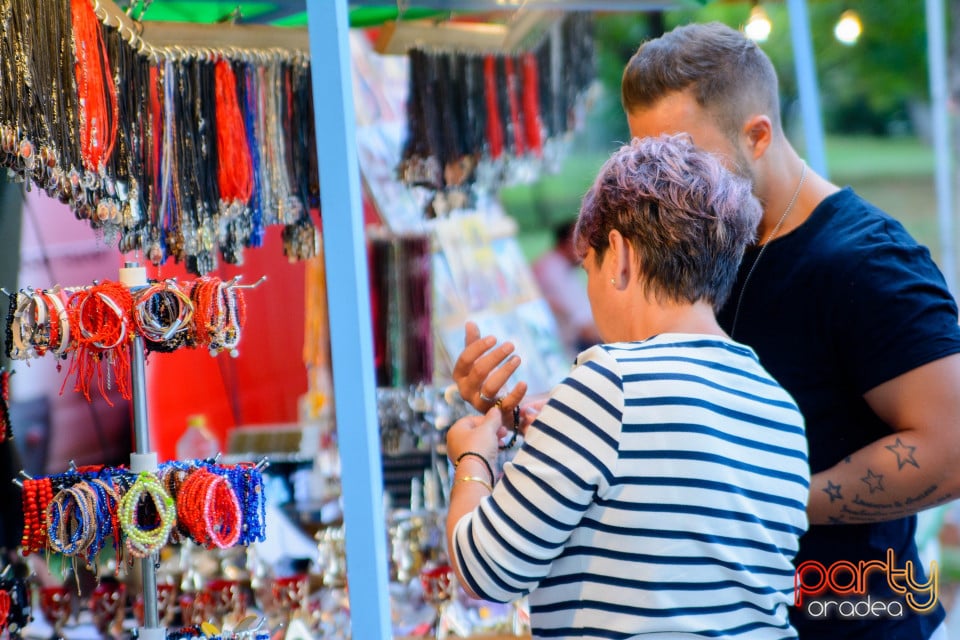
[823,481,843,502]
[861,469,885,493]
[885,438,919,470]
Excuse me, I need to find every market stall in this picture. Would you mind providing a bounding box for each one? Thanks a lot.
[0,0,883,638]
[0,0,611,637]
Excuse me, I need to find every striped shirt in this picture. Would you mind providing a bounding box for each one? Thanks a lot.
[451,334,810,639]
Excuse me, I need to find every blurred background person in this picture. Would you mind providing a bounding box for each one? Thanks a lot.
[532,219,601,357]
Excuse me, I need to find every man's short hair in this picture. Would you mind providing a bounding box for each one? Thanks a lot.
[621,22,781,142]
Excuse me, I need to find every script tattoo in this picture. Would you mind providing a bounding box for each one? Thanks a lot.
[885,438,920,470]
[839,485,941,521]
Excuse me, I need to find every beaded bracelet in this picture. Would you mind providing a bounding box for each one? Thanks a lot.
[118,472,176,558]
[0,588,10,634]
[133,280,194,348]
[46,484,96,558]
[159,463,191,541]
[217,463,265,545]
[89,478,123,565]
[19,478,42,555]
[203,472,242,548]
[189,277,228,353]
[177,467,242,549]
[20,476,54,555]
[238,464,266,544]
[0,369,12,443]
[498,406,520,450]
[3,290,18,360]
[218,284,244,357]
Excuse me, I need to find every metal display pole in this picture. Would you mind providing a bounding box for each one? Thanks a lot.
[119,263,164,640]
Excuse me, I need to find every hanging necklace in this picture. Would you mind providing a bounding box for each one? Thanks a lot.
[730,161,808,338]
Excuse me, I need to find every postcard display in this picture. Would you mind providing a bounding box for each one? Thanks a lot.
[353,13,597,638]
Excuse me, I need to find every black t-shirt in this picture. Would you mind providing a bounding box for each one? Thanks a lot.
[717,187,960,639]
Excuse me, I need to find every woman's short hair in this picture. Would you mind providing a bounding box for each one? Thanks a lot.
[574,134,761,310]
[621,22,781,143]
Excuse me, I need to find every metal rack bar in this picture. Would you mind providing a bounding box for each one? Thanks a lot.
[350,0,699,9]
[95,0,309,51]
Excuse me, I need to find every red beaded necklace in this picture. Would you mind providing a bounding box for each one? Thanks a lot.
[70,0,118,177]
[521,52,544,158]
[214,59,253,207]
[483,55,504,160]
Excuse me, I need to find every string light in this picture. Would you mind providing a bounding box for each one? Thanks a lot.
[745,4,772,43]
[834,9,862,46]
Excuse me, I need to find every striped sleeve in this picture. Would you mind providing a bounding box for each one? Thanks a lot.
[452,346,625,602]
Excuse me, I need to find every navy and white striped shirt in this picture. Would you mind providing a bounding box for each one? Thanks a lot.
[451,335,810,639]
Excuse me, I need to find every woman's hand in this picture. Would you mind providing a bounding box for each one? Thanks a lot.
[446,407,505,467]
[453,321,528,414]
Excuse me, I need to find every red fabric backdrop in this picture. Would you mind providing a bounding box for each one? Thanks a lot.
[145,225,308,461]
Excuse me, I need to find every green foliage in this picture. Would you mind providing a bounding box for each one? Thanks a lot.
[598,0,928,134]
[809,2,926,110]
[589,13,658,148]
[652,1,928,136]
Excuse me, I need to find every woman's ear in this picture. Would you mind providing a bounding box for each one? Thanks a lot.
[607,229,633,289]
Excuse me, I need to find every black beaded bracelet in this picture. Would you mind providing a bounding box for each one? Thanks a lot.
[455,451,495,486]
[499,406,520,451]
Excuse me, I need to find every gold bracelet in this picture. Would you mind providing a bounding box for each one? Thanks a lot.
[457,476,493,492]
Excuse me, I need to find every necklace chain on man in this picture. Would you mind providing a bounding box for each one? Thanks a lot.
[730,162,808,338]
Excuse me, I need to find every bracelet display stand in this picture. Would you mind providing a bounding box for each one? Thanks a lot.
[121,262,164,637]
[9,259,269,640]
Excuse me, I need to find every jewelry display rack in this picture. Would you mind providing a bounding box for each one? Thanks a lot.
[0,0,305,633]
[8,261,268,639]
[119,261,162,640]
[6,2,830,638]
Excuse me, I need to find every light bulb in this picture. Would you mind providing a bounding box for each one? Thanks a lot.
[834,9,862,46]
[744,5,772,43]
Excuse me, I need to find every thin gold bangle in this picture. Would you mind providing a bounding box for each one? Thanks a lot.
[455,451,495,485]
[457,476,493,492]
